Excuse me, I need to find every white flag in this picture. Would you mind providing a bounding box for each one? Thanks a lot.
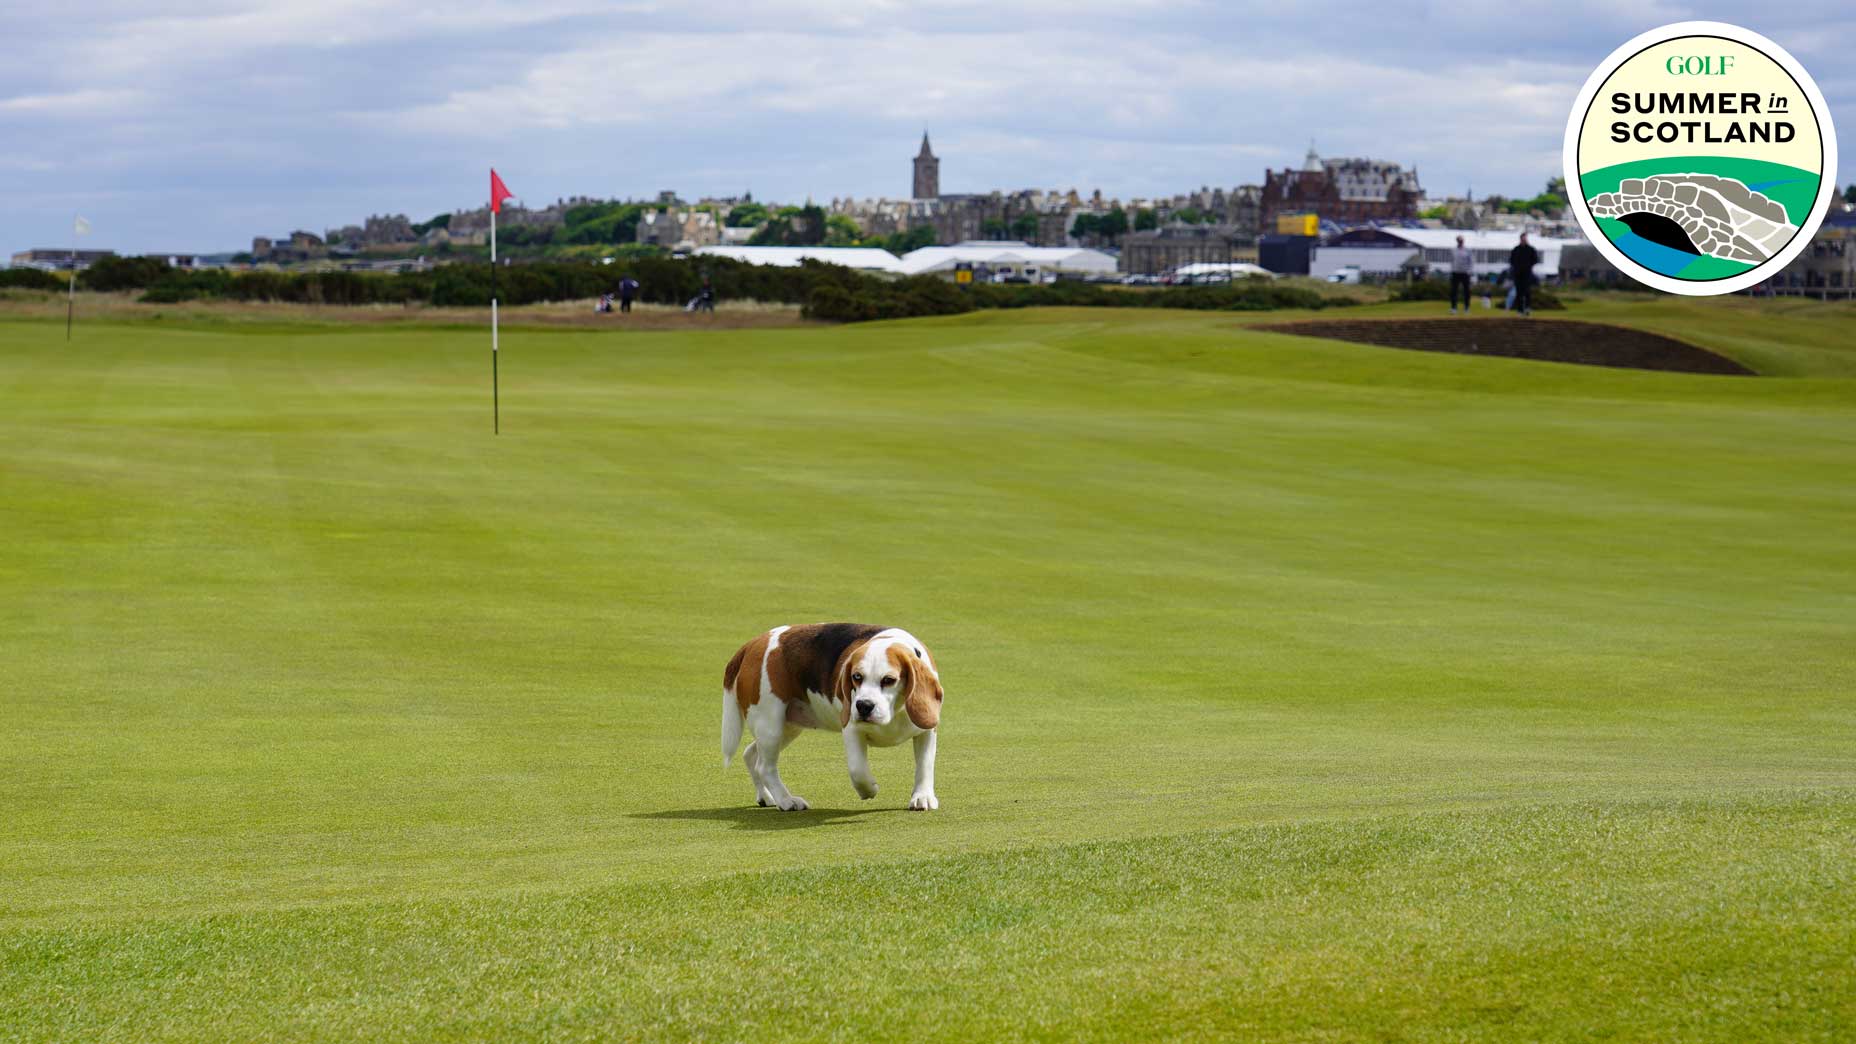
[74,216,91,236]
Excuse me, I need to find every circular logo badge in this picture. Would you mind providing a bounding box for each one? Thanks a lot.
[1563,22,1838,295]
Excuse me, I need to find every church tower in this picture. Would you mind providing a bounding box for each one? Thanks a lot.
[912,132,940,200]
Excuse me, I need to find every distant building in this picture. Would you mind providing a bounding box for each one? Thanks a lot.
[1771,214,1855,294]
[910,195,993,246]
[1146,185,1263,239]
[832,196,912,239]
[331,214,417,249]
[635,207,721,250]
[908,188,1083,249]
[1311,227,1574,282]
[818,135,1266,251]
[8,248,115,270]
[696,193,756,226]
[913,133,940,200]
[892,135,1082,246]
[427,225,486,247]
[1261,145,1422,230]
[441,198,584,248]
[1120,224,1252,275]
[827,132,1262,248]
[250,230,328,264]
[1417,197,1489,229]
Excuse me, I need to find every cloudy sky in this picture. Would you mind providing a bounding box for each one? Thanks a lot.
[4,1,1851,255]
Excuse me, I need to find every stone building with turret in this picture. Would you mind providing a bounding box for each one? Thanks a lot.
[1261,145,1422,230]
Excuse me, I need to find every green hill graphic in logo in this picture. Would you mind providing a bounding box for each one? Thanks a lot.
[1579,156,1819,280]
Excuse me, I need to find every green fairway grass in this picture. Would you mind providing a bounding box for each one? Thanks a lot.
[3,298,1854,1040]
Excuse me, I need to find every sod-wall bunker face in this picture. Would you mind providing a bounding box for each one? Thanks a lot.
[1260,318,1754,376]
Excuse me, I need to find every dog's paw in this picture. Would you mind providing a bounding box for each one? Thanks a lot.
[777,794,810,812]
[907,792,939,811]
[851,776,878,800]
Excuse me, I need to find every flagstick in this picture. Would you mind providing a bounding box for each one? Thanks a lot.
[66,244,75,341]
[491,207,499,435]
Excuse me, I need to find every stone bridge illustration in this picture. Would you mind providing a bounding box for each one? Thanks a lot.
[1586,174,1798,264]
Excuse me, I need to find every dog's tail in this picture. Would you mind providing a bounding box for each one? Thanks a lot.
[721,689,743,768]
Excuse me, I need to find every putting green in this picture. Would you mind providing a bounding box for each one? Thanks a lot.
[2,298,1853,1040]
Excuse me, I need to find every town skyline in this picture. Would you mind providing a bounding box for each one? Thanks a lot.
[5,1,1853,256]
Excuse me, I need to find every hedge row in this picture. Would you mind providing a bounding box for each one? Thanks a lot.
[1390,276,1563,310]
[49,254,1363,322]
[0,268,68,292]
[110,256,821,308]
[799,275,1351,322]
[969,279,1342,312]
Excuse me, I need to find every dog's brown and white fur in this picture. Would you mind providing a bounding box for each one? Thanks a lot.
[722,623,943,811]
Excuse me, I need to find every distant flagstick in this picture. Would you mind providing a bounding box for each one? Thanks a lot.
[492,200,499,435]
[68,215,89,340]
[489,169,515,434]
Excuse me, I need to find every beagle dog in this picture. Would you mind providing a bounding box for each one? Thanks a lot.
[721,623,943,811]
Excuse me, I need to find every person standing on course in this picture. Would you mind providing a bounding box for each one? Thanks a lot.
[618,276,638,314]
[1449,235,1473,315]
[1509,233,1541,317]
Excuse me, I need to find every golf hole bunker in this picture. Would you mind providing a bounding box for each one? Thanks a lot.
[1259,318,1753,375]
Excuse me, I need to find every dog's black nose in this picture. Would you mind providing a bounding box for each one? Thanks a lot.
[855,699,875,719]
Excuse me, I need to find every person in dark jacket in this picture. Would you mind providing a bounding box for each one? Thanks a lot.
[618,277,638,314]
[1509,233,1541,316]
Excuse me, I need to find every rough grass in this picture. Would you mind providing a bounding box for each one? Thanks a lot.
[2,296,1853,1040]
[0,289,810,329]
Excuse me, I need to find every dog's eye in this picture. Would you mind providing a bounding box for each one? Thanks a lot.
[851,673,863,685]
[881,676,897,687]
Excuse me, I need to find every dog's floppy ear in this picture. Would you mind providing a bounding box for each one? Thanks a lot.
[835,642,863,729]
[903,649,943,730]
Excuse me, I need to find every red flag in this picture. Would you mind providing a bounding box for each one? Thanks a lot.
[490,169,515,214]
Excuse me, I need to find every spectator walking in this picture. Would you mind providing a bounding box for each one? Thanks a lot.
[618,277,638,314]
[1449,235,1473,315]
[1509,233,1541,317]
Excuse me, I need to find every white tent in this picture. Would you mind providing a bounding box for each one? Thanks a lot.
[692,246,905,273]
[1172,262,1275,281]
[899,241,1119,280]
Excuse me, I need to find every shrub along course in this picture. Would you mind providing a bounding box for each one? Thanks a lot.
[0,268,69,292]
[1392,276,1562,310]
[76,255,1362,322]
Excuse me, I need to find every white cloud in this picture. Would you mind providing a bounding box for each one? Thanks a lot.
[0,89,144,114]
[2,0,1851,254]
